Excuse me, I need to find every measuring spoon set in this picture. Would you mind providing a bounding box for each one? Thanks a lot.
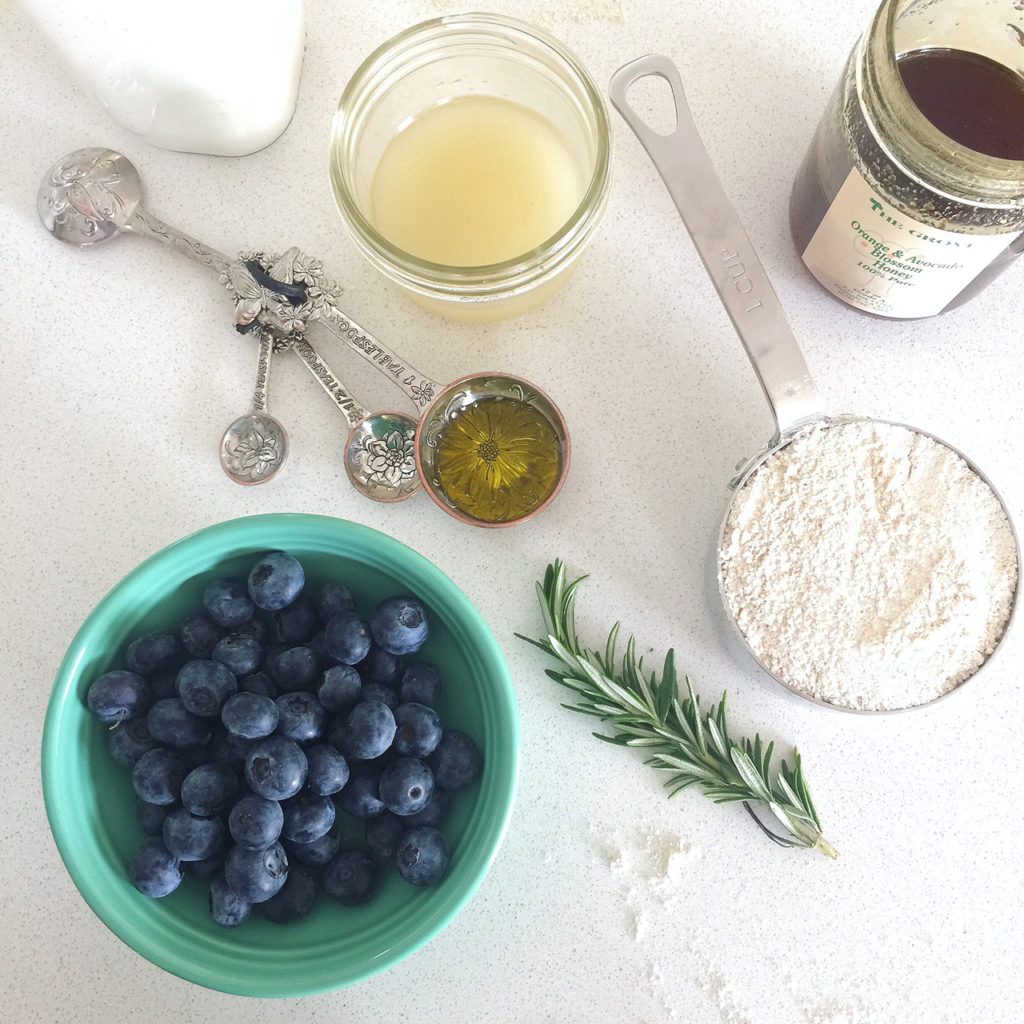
[38,148,566,525]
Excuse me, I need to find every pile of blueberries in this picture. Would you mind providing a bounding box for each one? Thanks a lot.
[85,551,482,927]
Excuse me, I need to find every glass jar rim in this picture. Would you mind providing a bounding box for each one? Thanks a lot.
[329,12,612,294]
[862,0,1024,205]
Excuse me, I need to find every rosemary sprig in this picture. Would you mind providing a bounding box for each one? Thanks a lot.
[515,560,837,858]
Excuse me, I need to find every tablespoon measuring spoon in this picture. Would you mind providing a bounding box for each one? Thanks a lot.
[219,331,288,485]
[38,147,567,526]
[609,55,1020,712]
[37,147,418,503]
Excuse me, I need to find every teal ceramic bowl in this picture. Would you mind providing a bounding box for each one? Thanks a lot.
[41,514,518,997]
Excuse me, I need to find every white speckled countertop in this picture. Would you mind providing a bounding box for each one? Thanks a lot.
[3,1,1023,1020]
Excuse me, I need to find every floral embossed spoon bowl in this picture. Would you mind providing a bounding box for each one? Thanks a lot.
[219,331,289,485]
[285,333,420,502]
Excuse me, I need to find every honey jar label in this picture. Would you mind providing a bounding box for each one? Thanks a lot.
[801,168,1018,318]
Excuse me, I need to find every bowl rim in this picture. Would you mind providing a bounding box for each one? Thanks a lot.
[40,513,519,997]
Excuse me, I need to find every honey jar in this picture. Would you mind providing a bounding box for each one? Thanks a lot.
[791,0,1024,319]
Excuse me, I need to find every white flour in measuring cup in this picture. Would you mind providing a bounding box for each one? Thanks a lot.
[719,420,1018,711]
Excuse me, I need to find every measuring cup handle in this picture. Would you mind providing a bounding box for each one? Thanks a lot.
[609,54,824,441]
[319,308,440,413]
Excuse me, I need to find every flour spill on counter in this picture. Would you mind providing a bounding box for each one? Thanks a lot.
[589,824,927,1024]
[591,822,701,940]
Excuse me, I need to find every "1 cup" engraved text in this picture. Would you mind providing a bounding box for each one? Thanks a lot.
[721,248,764,313]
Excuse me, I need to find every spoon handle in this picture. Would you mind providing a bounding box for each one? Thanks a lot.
[250,333,273,413]
[127,206,233,277]
[609,55,823,441]
[289,336,369,428]
[318,307,440,413]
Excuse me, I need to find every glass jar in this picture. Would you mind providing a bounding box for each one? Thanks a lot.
[329,14,611,323]
[790,0,1024,319]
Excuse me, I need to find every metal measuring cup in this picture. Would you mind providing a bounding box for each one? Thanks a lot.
[610,55,1020,713]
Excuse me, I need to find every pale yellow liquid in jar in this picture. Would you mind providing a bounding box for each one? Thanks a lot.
[370,95,585,271]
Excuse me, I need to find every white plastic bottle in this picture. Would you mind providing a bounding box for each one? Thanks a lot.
[20,0,305,157]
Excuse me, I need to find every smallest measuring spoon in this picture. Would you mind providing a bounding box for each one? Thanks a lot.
[220,332,288,486]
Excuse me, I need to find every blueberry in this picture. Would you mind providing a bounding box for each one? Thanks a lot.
[222,692,279,739]
[239,671,276,698]
[287,829,340,868]
[229,794,284,850]
[360,683,398,709]
[304,743,349,796]
[365,813,404,865]
[212,633,263,677]
[324,611,371,666]
[132,747,189,805]
[260,864,318,924]
[318,665,362,712]
[130,838,183,898]
[232,616,268,644]
[275,691,326,744]
[136,797,172,836]
[209,731,253,767]
[209,874,251,927]
[393,702,443,758]
[178,613,224,659]
[224,841,288,903]
[429,729,482,790]
[271,595,318,645]
[147,698,212,749]
[282,793,336,844]
[396,826,449,886]
[162,808,225,862]
[188,851,225,881]
[338,700,396,761]
[399,664,441,707]
[402,788,448,828]
[379,757,434,816]
[107,717,158,767]
[180,763,238,816]
[86,670,150,724]
[126,632,182,677]
[323,849,378,905]
[358,645,400,685]
[176,660,237,717]
[147,670,178,702]
[247,552,305,611]
[317,581,354,624]
[244,736,307,800]
[268,646,318,691]
[370,595,429,656]
[336,766,385,819]
[203,579,255,628]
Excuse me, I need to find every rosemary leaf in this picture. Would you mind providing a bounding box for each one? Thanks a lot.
[518,560,837,857]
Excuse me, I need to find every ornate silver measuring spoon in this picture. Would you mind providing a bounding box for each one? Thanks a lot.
[37,147,568,525]
[38,147,418,503]
[286,333,419,503]
[219,331,288,485]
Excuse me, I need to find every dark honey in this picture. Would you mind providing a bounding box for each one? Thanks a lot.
[791,46,1024,316]
[897,48,1024,161]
